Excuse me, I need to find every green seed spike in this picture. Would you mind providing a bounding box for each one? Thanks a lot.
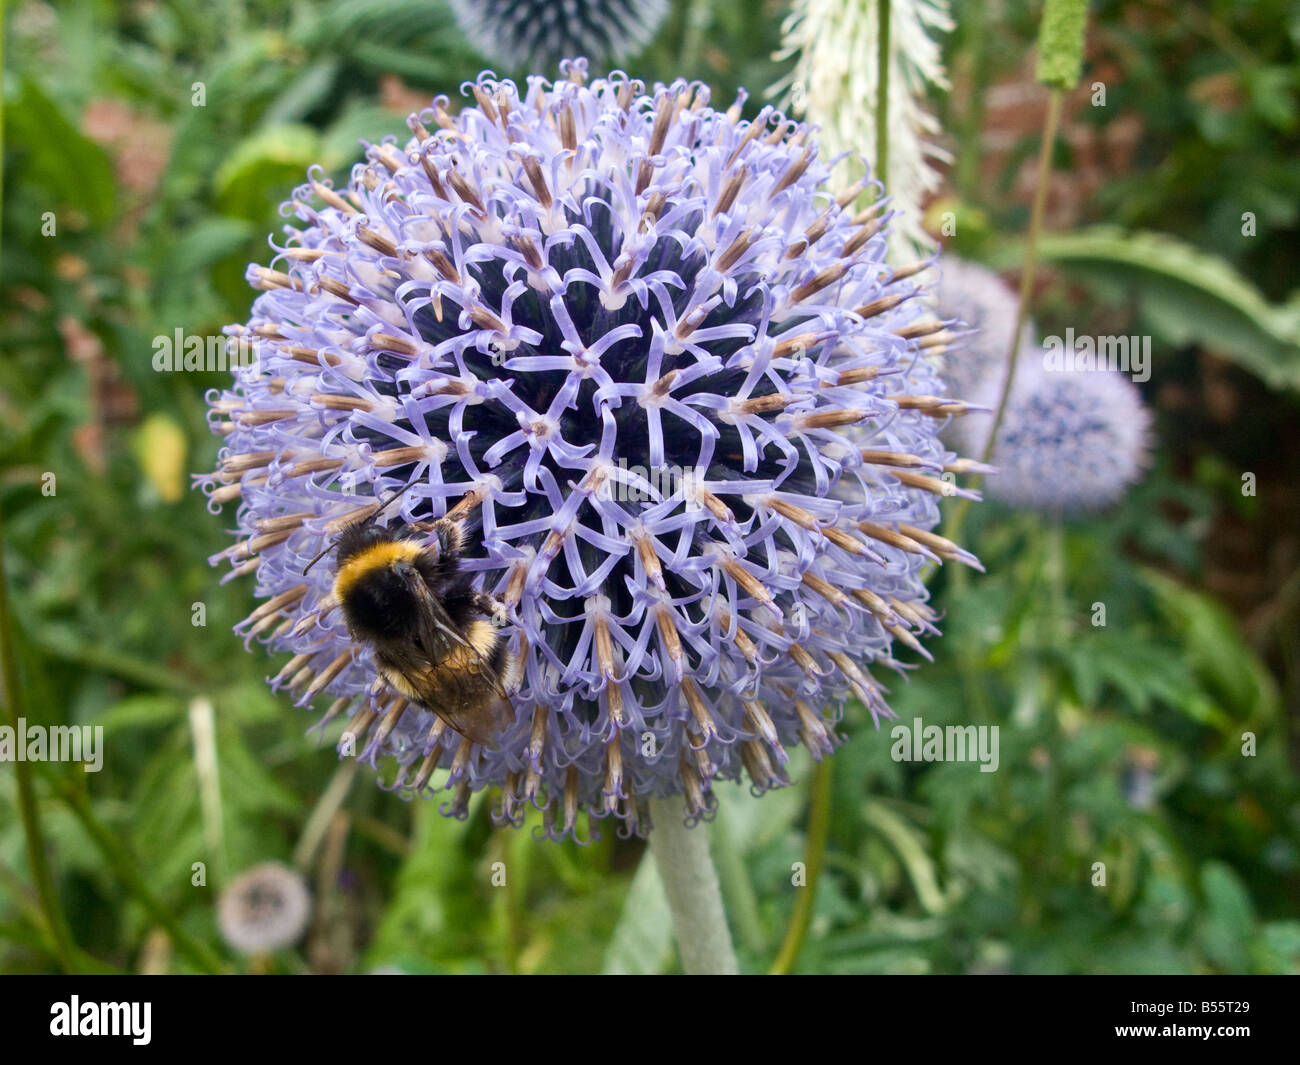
[1036,0,1089,90]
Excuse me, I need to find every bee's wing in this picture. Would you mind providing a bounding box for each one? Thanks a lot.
[401,569,509,700]
[377,643,513,749]
[426,688,515,750]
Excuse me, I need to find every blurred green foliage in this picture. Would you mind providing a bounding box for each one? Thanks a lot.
[1,0,1297,974]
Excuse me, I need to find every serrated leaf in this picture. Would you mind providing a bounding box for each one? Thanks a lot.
[1139,567,1280,725]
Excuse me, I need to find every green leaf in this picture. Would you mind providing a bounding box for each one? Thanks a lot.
[262,58,341,127]
[1139,567,1281,726]
[861,800,947,915]
[365,799,481,969]
[601,850,675,975]
[213,124,321,222]
[96,694,186,735]
[1003,227,1300,390]
[1256,920,1300,973]
[4,77,117,225]
[156,216,256,280]
[1198,860,1255,971]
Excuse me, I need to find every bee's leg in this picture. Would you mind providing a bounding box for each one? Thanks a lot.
[499,651,524,691]
[473,592,512,630]
[410,517,464,558]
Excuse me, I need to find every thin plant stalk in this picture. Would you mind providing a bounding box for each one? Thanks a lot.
[0,513,79,973]
[875,0,892,190]
[293,759,358,872]
[768,756,832,974]
[943,86,1065,547]
[188,695,227,887]
[981,88,1063,465]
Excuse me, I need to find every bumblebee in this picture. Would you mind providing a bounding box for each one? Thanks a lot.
[314,508,518,748]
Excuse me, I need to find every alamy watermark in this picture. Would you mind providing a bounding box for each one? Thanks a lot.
[890,717,999,772]
[596,458,703,511]
[1042,327,1150,383]
[50,997,150,1045]
[152,329,257,373]
[0,717,103,772]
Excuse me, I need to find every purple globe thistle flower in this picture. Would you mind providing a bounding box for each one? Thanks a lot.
[955,360,1152,512]
[200,61,984,839]
[450,0,668,70]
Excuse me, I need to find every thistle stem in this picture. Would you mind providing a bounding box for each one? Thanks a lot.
[943,86,1064,546]
[768,756,832,975]
[875,0,892,189]
[648,795,739,974]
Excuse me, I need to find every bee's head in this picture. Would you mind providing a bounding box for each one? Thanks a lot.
[333,536,426,641]
[333,521,398,569]
[302,481,416,577]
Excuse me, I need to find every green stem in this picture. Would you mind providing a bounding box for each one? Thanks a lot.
[0,507,80,973]
[981,88,1063,465]
[768,756,832,974]
[875,0,892,190]
[943,87,1065,547]
[648,795,738,974]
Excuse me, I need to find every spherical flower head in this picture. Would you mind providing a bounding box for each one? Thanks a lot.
[200,60,982,839]
[450,0,668,70]
[217,862,311,955]
[932,256,1029,398]
[955,361,1152,512]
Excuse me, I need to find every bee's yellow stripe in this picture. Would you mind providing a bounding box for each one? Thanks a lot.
[333,540,423,600]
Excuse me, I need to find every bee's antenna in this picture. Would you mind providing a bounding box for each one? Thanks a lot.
[301,479,415,576]
[369,479,413,520]
[301,542,334,576]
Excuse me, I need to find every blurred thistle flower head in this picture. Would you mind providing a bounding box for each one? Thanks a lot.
[774,0,953,256]
[956,361,1153,513]
[932,256,1032,398]
[449,0,668,70]
[217,862,311,955]
[201,59,984,840]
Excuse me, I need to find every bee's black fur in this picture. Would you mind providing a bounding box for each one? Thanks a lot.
[336,522,479,649]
